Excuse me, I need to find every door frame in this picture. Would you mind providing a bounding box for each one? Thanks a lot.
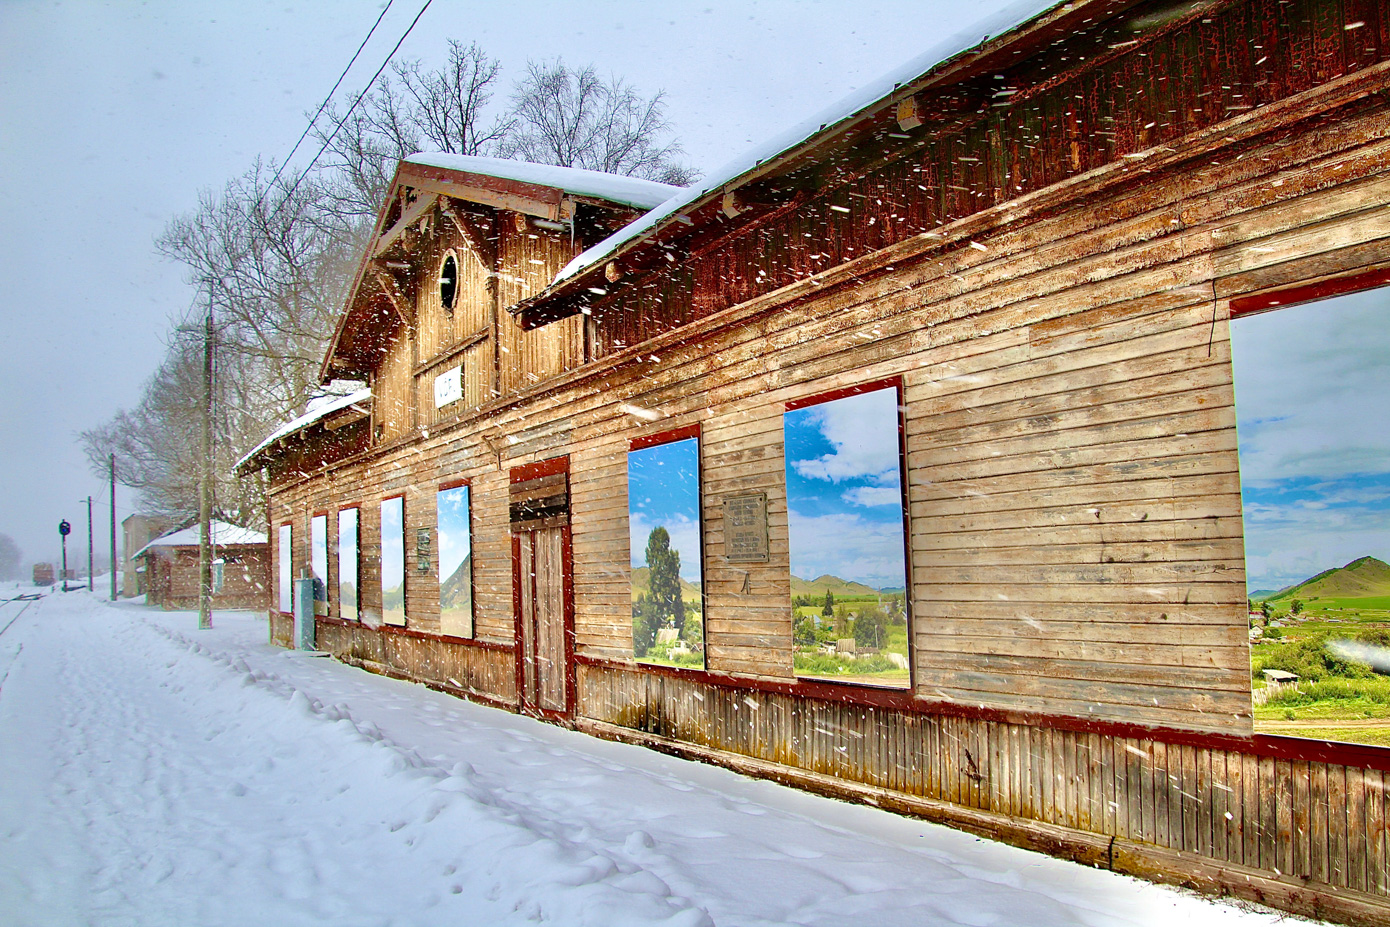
[509,456,576,720]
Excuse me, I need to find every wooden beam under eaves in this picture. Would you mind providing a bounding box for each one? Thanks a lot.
[371,268,413,328]
[374,192,439,258]
[441,202,496,267]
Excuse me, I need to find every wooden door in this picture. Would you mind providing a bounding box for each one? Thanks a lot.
[510,458,573,718]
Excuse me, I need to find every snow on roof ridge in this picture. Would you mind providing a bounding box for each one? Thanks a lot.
[402,154,688,212]
[547,0,1062,290]
[235,387,372,472]
[133,519,267,559]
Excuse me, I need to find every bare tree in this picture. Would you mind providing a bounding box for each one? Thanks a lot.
[314,40,509,221]
[0,534,21,580]
[81,339,264,525]
[157,160,358,420]
[88,41,699,522]
[501,59,697,185]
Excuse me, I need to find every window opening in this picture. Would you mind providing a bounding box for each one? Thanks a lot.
[381,496,406,626]
[784,384,911,688]
[338,508,359,621]
[310,514,328,615]
[1232,285,1390,748]
[437,483,474,638]
[277,523,292,614]
[440,253,458,314]
[629,432,704,668]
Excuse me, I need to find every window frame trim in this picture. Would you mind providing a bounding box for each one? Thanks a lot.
[626,422,707,672]
[436,477,476,639]
[781,375,915,691]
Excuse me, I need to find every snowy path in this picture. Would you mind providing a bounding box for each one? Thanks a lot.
[0,590,1303,927]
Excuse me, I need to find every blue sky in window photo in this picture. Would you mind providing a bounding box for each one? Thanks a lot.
[1230,287,1390,592]
[784,387,907,590]
[381,497,405,593]
[437,486,471,581]
[628,438,703,584]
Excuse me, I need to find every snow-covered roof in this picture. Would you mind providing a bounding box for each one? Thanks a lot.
[403,154,686,213]
[235,387,372,472]
[133,520,267,559]
[546,0,1062,291]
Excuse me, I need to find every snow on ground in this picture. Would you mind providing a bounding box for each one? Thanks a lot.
[0,587,1307,927]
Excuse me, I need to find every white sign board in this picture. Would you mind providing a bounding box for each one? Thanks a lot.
[433,367,462,409]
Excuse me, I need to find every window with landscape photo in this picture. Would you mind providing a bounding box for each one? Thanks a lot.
[381,496,406,626]
[1231,286,1390,747]
[338,507,358,621]
[628,435,704,668]
[784,385,910,687]
[437,484,473,638]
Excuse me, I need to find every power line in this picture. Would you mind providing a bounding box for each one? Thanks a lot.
[264,0,398,197]
[274,0,434,212]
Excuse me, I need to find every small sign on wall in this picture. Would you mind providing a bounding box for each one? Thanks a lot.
[433,367,462,409]
[723,492,769,563]
[416,527,432,573]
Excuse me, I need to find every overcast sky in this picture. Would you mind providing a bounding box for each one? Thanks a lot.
[0,0,1038,570]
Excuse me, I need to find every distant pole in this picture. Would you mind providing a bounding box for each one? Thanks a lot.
[198,295,214,630]
[86,496,94,591]
[109,454,118,601]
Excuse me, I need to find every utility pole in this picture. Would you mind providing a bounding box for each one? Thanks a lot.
[109,454,118,601]
[198,294,214,630]
[86,496,94,591]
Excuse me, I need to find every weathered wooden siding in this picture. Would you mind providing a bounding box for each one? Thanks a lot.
[576,660,1390,924]
[496,220,585,393]
[316,619,516,707]
[414,219,495,428]
[374,323,413,441]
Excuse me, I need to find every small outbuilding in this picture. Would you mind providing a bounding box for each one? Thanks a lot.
[135,520,269,611]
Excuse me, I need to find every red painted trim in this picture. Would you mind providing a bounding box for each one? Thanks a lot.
[1229,267,1390,319]
[562,524,577,717]
[314,615,513,651]
[510,456,569,483]
[573,655,1390,773]
[629,423,701,452]
[438,477,470,492]
[512,533,527,711]
[784,375,902,412]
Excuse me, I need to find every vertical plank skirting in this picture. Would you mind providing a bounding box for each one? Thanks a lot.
[310,619,517,706]
[576,660,1390,926]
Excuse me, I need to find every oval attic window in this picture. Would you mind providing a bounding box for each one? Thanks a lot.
[439,254,458,314]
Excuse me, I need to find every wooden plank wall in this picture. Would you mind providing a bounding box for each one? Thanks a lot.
[317,619,516,707]
[495,219,585,393]
[576,660,1390,921]
[414,218,494,428]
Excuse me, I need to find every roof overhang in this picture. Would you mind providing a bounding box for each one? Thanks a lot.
[511,0,1159,329]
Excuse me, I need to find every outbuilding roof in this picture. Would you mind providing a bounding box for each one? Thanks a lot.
[133,519,268,559]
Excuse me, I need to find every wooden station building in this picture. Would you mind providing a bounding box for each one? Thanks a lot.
[239,1,1390,921]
